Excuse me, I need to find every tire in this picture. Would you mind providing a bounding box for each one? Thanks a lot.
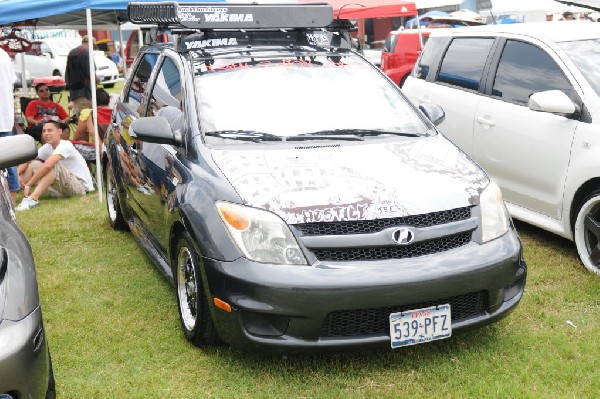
[103,83,115,89]
[105,161,127,230]
[175,231,220,347]
[574,190,600,274]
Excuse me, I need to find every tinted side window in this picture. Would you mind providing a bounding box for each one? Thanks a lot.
[148,57,183,133]
[492,40,575,105]
[415,36,444,80]
[437,38,494,90]
[125,53,159,115]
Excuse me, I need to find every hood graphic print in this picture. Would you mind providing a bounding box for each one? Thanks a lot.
[212,136,488,224]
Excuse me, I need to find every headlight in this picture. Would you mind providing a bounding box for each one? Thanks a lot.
[480,181,510,243]
[216,201,308,265]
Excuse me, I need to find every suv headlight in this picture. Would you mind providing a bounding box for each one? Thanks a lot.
[216,201,308,265]
[480,181,510,243]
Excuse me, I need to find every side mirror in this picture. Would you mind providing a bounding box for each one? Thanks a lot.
[0,135,38,169]
[528,90,577,115]
[419,103,445,126]
[129,116,181,145]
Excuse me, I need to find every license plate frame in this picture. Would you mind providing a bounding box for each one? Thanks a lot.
[389,304,452,348]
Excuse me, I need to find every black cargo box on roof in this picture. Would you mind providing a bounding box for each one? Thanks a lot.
[127,2,334,30]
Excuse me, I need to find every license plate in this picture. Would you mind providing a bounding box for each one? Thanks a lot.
[389,304,452,348]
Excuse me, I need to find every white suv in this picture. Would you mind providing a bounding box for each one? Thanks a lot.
[403,22,600,274]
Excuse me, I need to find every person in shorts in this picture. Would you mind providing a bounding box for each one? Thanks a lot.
[16,121,95,211]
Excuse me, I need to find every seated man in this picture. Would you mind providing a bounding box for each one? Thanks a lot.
[16,121,95,211]
[24,83,70,142]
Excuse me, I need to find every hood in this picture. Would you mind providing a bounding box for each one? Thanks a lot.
[211,135,489,224]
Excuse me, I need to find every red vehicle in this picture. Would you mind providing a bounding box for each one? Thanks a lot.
[32,76,66,92]
[381,29,431,87]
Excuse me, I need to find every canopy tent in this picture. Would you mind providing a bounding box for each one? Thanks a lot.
[0,0,224,201]
[298,0,417,19]
[555,0,600,11]
[405,10,449,28]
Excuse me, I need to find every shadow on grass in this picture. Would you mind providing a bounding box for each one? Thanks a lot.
[513,220,575,255]
[197,322,503,373]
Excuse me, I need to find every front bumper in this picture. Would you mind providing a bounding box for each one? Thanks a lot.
[0,306,52,397]
[202,230,526,352]
[98,72,120,86]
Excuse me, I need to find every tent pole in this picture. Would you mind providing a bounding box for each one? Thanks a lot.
[86,8,102,202]
[118,25,127,78]
[416,9,423,49]
[138,29,144,50]
[18,53,28,94]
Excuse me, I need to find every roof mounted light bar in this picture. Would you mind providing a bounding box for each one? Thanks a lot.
[128,2,334,29]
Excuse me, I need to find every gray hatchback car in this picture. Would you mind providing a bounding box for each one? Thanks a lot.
[103,2,526,353]
[0,135,55,398]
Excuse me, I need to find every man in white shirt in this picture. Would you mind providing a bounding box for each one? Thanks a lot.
[16,121,95,210]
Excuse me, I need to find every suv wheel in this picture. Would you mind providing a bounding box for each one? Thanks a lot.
[574,190,600,274]
[175,232,220,346]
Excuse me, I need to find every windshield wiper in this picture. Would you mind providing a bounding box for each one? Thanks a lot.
[297,129,420,138]
[205,130,283,142]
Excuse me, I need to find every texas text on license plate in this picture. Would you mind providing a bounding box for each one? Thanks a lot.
[389,304,452,348]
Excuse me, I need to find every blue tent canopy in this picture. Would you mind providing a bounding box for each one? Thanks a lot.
[405,10,449,28]
[0,0,224,27]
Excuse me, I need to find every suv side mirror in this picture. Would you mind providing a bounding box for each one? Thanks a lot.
[419,103,445,126]
[0,135,37,169]
[130,116,182,145]
[528,90,577,115]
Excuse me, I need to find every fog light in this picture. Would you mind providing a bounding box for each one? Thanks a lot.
[504,275,526,301]
[241,311,289,337]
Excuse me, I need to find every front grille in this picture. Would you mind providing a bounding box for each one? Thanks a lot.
[321,291,487,337]
[312,232,472,261]
[294,207,472,236]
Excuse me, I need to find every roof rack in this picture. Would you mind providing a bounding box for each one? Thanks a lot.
[127,2,334,30]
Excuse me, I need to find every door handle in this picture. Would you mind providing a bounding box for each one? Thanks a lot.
[476,116,495,127]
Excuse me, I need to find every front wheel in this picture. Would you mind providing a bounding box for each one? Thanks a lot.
[175,232,220,347]
[105,161,127,230]
[574,191,600,274]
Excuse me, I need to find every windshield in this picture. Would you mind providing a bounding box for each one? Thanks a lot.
[194,53,429,141]
[559,38,600,96]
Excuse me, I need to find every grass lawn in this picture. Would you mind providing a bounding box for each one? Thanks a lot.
[15,193,600,398]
